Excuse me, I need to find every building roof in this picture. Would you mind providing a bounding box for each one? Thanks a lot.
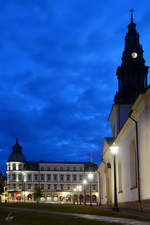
[7,139,26,162]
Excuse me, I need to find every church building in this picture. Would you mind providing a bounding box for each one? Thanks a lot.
[98,11,150,211]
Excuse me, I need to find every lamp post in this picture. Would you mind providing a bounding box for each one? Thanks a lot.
[110,143,119,212]
[88,173,93,206]
[83,179,87,205]
[77,185,82,205]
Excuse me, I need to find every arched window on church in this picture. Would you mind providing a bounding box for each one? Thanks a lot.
[130,140,137,189]
[117,157,122,192]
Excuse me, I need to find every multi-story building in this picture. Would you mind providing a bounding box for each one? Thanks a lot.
[7,140,98,204]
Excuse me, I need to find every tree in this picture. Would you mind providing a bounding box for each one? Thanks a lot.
[33,186,43,203]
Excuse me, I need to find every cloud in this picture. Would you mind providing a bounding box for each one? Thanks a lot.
[0,0,149,171]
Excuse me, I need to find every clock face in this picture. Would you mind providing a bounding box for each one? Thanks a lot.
[131,52,138,59]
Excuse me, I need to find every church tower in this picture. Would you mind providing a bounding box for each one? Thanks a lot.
[109,10,149,137]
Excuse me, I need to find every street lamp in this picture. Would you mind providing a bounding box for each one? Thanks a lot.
[88,173,93,206]
[110,143,119,211]
[77,185,82,205]
[83,179,87,205]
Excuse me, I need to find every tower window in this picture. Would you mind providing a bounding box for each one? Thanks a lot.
[13,164,16,170]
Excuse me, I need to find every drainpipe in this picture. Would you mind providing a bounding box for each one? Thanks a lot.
[128,113,142,210]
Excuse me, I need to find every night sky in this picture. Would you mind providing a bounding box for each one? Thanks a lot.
[0,0,150,171]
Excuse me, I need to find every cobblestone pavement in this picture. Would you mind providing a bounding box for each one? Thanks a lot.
[1,206,150,225]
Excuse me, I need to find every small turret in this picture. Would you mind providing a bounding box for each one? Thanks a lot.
[8,139,26,162]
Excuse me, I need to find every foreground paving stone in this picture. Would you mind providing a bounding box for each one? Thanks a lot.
[1,206,150,225]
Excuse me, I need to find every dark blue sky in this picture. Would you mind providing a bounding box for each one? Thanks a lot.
[0,0,150,171]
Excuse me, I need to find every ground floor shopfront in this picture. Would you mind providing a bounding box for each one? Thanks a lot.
[7,191,99,204]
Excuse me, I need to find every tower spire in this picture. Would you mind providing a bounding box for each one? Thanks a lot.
[130,8,134,22]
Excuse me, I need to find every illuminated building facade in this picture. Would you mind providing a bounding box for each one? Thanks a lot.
[7,140,98,203]
[98,11,150,211]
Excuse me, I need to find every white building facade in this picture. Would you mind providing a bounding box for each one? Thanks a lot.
[98,13,150,211]
[7,140,98,204]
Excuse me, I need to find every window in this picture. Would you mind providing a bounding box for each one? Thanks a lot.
[41,174,45,181]
[47,174,51,181]
[13,184,16,189]
[8,164,10,171]
[60,184,64,191]
[118,157,122,192]
[130,140,137,189]
[73,175,76,181]
[54,167,57,171]
[54,184,57,190]
[12,174,16,181]
[41,184,44,190]
[41,166,44,171]
[60,167,63,171]
[73,167,76,171]
[92,185,96,191]
[19,184,22,189]
[67,185,70,190]
[79,175,83,181]
[19,164,22,170]
[34,184,38,188]
[66,175,70,181]
[60,174,64,181]
[34,174,38,180]
[53,174,57,181]
[19,174,22,181]
[80,167,83,171]
[47,167,50,171]
[28,174,31,181]
[47,184,50,190]
[13,164,16,170]
[28,184,31,190]
[67,167,70,171]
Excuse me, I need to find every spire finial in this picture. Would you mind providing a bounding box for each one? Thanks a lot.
[130,9,134,22]
[16,138,18,145]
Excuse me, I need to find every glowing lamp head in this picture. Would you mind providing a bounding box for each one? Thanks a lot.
[83,179,87,185]
[88,173,93,180]
[110,143,119,155]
